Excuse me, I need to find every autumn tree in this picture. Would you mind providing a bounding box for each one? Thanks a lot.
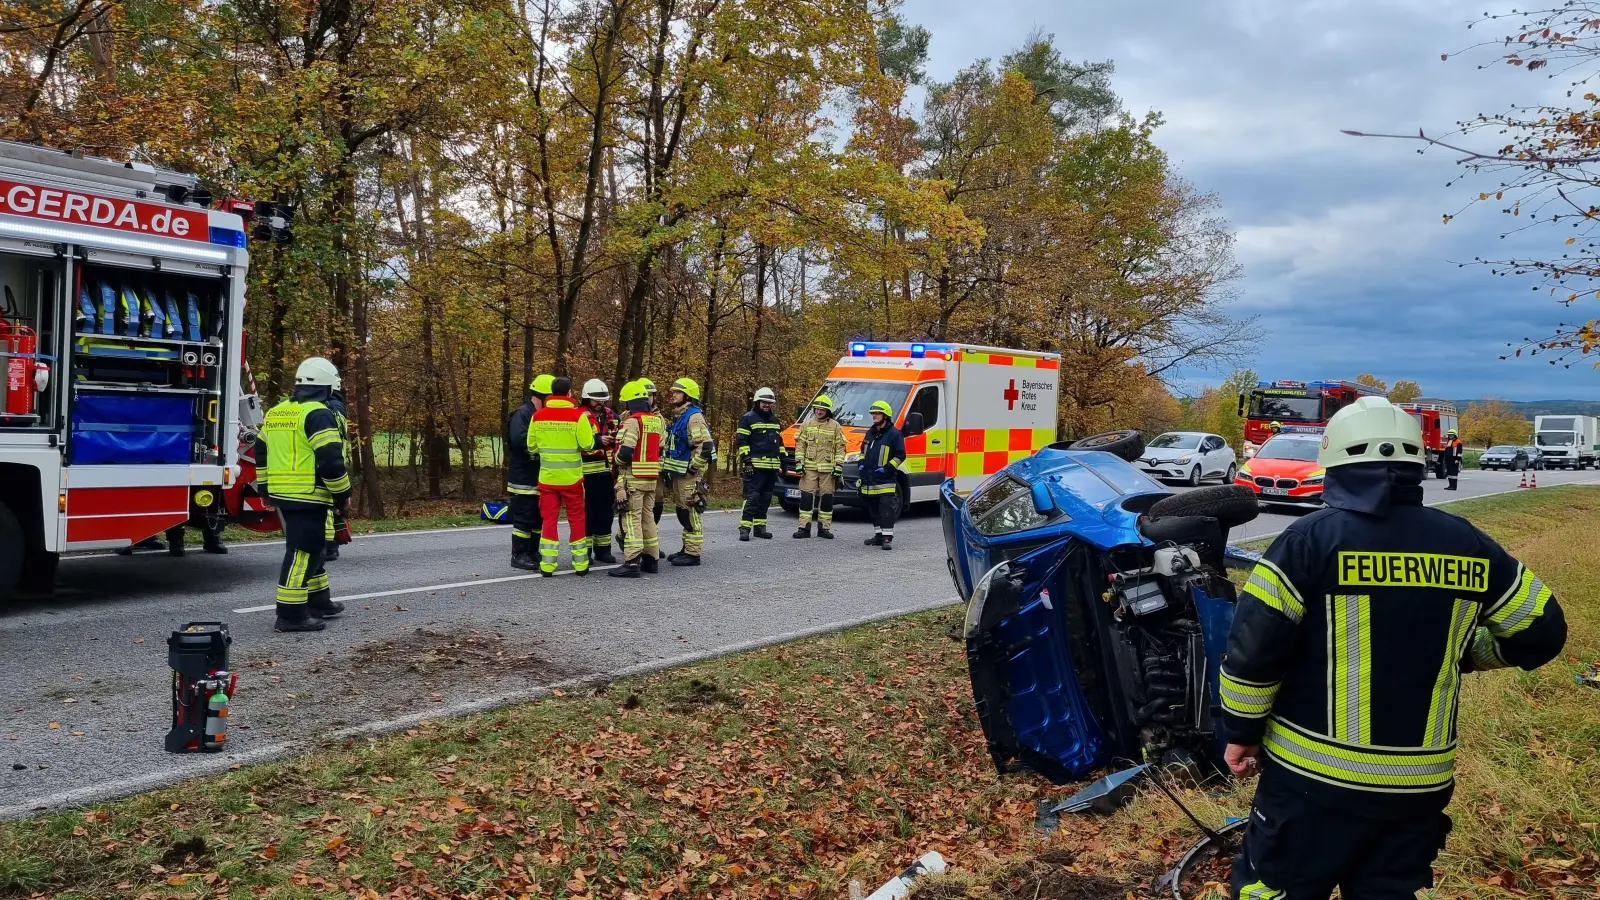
[1460,398,1533,447]
[1389,380,1423,403]
[1355,373,1388,393]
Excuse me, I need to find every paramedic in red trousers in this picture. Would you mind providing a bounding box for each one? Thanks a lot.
[580,378,619,564]
[528,376,597,575]
[1222,397,1566,899]
[257,357,353,632]
[506,374,552,570]
[858,399,905,550]
[736,387,782,541]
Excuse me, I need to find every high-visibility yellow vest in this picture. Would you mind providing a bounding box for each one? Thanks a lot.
[262,400,340,504]
[529,397,596,488]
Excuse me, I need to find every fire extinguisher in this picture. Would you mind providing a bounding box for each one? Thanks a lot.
[2,285,47,418]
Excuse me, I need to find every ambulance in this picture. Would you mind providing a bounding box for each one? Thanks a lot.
[778,341,1062,515]
[0,139,280,599]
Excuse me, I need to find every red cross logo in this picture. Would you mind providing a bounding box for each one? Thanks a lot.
[1003,379,1020,410]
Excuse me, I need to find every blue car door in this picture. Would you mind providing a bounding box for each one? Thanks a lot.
[963,542,1109,783]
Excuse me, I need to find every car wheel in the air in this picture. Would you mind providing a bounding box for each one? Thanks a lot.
[1067,429,1145,463]
[1146,483,1260,529]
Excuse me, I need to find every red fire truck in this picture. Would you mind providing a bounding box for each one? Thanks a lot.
[1238,379,1388,457]
[0,139,283,598]
[1396,398,1459,478]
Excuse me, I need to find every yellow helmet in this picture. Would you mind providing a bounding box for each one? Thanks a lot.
[641,378,657,395]
[619,380,648,403]
[869,399,894,418]
[671,377,701,401]
[812,394,834,412]
[530,373,555,395]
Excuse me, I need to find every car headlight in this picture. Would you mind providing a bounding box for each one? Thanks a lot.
[1301,476,1323,486]
[1176,455,1191,464]
[844,452,861,463]
[1238,466,1251,478]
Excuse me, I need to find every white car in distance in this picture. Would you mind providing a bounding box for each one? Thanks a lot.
[1138,431,1239,486]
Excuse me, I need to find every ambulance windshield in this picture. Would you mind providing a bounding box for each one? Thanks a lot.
[805,380,911,427]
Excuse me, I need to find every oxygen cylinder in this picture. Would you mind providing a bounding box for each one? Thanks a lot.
[203,687,229,750]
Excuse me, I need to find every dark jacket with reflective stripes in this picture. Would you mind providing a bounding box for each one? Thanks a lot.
[1221,482,1565,817]
[505,400,539,493]
[735,408,783,469]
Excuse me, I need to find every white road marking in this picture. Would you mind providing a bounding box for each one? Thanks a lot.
[65,523,515,560]
[231,564,621,613]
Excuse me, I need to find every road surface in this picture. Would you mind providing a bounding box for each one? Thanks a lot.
[1,467,1592,817]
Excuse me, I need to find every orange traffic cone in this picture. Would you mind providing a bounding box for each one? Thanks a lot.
[1519,470,1529,489]
[1529,468,1538,489]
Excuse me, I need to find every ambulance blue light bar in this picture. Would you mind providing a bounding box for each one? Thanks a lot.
[849,341,954,358]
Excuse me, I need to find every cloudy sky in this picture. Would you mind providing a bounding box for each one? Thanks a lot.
[902,0,1600,401]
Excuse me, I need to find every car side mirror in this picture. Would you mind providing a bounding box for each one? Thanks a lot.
[904,411,925,436]
[1030,481,1056,516]
[1236,393,1245,417]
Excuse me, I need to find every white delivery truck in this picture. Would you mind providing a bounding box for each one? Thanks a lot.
[1533,414,1599,469]
[777,341,1062,515]
[0,139,282,598]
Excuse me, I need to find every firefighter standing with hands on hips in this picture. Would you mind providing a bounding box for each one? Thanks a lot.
[528,376,596,576]
[1222,397,1566,899]
[258,357,352,633]
[661,377,715,566]
[608,380,665,577]
[736,387,783,541]
[580,379,619,564]
[506,374,552,570]
[1444,428,1464,491]
[858,399,905,550]
[793,394,845,539]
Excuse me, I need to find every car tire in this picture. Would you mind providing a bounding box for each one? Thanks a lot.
[1146,484,1259,529]
[1067,429,1145,463]
[1224,463,1237,484]
[779,498,799,514]
[1186,465,1202,487]
[897,481,911,518]
[0,503,23,602]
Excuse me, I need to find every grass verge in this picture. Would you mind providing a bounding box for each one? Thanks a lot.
[0,610,1041,900]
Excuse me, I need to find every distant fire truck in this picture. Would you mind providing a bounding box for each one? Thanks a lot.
[0,139,285,599]
[1396,399,1459,478]
[1238,379,1388,457]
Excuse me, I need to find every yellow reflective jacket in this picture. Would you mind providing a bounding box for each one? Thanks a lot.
[528,397,597,487]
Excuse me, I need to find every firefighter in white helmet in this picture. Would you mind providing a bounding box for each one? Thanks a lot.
[257,357,352,632]
[579,378,619,564]
[1223,397,1566,897]
[736,386,782,541]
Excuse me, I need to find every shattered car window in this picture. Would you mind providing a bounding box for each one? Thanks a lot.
[967,475,1053,536]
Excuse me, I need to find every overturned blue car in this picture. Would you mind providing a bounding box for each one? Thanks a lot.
[941,431,1260,783]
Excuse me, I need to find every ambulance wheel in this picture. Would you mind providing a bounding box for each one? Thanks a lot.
[17,548,56,595]
[1147,484,1260,529]
[1068,430,1145,463]
[0,503,22,601]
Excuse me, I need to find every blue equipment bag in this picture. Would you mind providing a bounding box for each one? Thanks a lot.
[480,500,509,521]
[71,391,194,465]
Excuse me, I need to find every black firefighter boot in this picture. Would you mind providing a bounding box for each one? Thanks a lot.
[793,521,812,539]
[511,536,540,571]
[640,554,660,574]
[739,526,752,542]
[308,589,345,619]
[753,523,773,539]
[273,603,326,633]
[864,532,883,547]
[607,559,641,578]
[881,534,894,551]
[202,528,228,555]
[670,552,701,567]
[592,542,617,565]
[167,526,185,557]
[817,524,835,539]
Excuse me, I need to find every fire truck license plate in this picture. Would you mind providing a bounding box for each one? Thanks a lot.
[1264,487,1289,496]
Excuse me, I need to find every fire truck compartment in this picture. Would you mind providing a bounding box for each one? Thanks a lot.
[70,391,195,465]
